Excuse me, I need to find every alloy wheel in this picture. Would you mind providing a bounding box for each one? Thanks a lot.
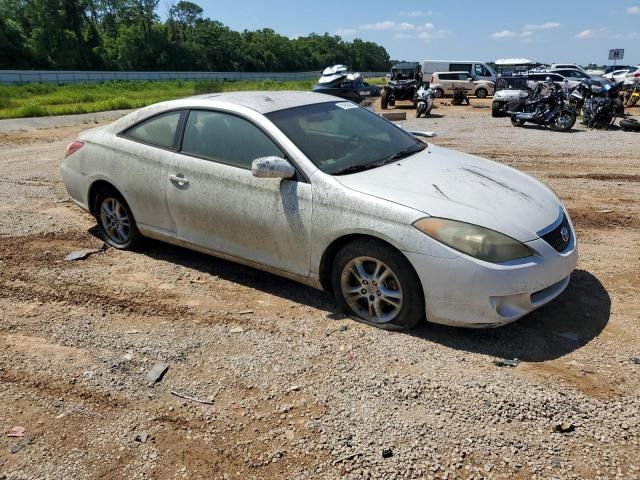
[340,256,403,324]
[99,197,131,245]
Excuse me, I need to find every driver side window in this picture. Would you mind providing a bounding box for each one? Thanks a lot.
[180,110,284,169]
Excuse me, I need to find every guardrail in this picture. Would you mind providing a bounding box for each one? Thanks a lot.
[0,70,389,85]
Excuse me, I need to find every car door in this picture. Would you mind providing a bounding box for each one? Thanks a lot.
[166,109,313,277]
[440,74,455,94]
[116,110,185,234]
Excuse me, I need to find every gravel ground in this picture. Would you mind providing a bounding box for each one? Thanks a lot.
[0,98,639,479]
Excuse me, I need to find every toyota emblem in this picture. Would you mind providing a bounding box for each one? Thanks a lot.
[560,226,569,243]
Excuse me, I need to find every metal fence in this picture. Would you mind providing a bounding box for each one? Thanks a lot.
[0,70,389,85]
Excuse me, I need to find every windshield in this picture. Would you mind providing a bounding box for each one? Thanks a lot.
[266,101,425,175]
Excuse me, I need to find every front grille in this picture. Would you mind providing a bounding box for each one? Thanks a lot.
[541,213,571,252]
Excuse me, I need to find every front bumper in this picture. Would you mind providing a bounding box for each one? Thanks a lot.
[403,232,578,328]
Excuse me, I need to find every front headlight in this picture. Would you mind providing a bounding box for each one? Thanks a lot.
[413,217,533,263]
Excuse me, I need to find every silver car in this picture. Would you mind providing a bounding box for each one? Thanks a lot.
[61,92,577,329]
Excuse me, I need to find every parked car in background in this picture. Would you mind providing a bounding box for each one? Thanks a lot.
[60,92,577,329]
[550,64,587,73]
[603,69,631,83]
[526,72,574,90]
[549,68,605,84]
[429,72,495,98]
[624,66,640,86]
[422,60,496,82]
[604,65,636,74]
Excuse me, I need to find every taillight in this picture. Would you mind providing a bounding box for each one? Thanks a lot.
[64,140,84,158]
[634,73,640,77]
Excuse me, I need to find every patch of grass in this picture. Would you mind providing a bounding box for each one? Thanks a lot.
[0,95,13,109]
[193,80,224,94]
[0,78,328,119]
[18,101,48,117]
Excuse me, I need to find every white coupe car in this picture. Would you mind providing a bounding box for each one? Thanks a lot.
[61,92,577,329]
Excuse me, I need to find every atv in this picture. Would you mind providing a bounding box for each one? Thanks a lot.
[380,62,423,110]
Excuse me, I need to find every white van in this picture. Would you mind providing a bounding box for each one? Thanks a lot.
[422,60,496,82]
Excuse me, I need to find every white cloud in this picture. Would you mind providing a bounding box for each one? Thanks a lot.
[523,22,561,30]
[335,28,356,37]
[575,29,595,39]
[359,21,412,31]
[359,21,434,32]
[399,10,433,17]
[520,31,533,37]
[419,29,451,40]
[628,6,640,14]
[492,30,517,39]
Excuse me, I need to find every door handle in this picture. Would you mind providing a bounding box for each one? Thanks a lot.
[169,174,189,186]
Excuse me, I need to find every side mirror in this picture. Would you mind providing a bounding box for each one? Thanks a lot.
[251,156,296,179]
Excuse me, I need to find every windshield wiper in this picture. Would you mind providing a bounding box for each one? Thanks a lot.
[386,143,426,162]
[332,162,385,175]
[332,143,426,176]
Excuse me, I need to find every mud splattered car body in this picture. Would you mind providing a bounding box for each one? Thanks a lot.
[61,91,577,329]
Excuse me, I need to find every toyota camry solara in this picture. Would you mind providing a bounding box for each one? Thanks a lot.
[61,91,577,329]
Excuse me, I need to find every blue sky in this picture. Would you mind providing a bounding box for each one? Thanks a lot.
[190,0,640,65]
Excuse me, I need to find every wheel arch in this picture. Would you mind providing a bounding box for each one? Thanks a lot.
[87,179,125,216]
[318,233,422,294]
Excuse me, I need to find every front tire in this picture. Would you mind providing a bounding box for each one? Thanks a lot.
[331,239,425,330]
[476,88,488,99]
[550,111,576,131]
[95,189,143,250]
[433,88,444,98]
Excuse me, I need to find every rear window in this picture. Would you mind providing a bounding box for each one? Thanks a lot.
[124,111,182,149]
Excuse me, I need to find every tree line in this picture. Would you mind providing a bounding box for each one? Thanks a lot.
[0,0,392,72]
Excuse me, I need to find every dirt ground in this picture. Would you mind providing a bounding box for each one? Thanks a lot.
[0,98,639,480]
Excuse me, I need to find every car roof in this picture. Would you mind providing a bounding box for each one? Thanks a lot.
[393,62,419,69]
[131,91,335,116]
[108,91,342,132]
[187,91,338,114]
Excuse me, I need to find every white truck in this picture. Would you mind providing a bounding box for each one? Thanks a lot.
[422,60,497,83]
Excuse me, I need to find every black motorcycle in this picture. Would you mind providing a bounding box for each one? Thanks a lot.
[579,81,625,129]
[508,80,576,131]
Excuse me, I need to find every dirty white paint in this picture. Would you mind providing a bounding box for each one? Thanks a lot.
[61,91,577,328]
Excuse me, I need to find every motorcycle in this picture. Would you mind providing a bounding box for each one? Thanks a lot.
[507,80,576,131]
[581,81,625,129]
[625,82,640,107]
[415,85,435,118]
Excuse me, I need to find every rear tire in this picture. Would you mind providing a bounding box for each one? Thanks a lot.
[433,88,444,98]
[331,238,425,330]
[491,101,502,117]
[511,116,526,127]
[95,188,143,250]
[380,91,388,110]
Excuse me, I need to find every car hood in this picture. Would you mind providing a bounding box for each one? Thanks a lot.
[335,145,561,242]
